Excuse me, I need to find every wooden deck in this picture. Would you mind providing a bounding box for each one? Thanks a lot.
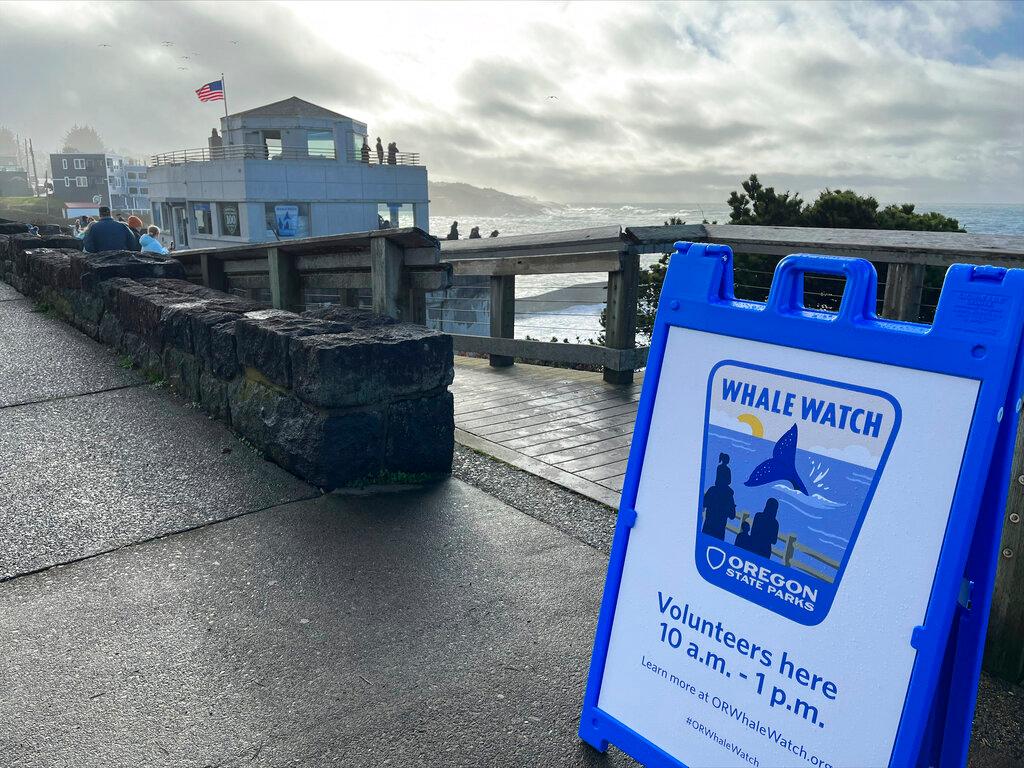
[452,356,641,507]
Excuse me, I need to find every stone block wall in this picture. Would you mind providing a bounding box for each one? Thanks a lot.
[0,233,454,489]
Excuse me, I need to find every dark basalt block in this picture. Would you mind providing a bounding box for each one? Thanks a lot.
[289,324,453,408]
[70,250,185,289]
[385,391,455,475]
[235,310,352,389]
[15,234,82,251]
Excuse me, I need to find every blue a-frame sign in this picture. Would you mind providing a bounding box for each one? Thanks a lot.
[580,243,1024,768]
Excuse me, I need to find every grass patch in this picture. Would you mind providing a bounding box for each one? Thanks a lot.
[117,355,136,370]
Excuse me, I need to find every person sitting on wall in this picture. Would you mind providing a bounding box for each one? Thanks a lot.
[139,225,169,255]
[489,230,500,237]
[83,206,139,253]
[701,453,736,539]
[387,142,398,165]
[749,498,781,559]
[469,226,481,239]
[447,221,459,240]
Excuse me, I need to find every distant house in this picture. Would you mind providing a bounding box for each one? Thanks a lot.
[49,153,107,210]
[48,152,150,218]
[146,96,429,250]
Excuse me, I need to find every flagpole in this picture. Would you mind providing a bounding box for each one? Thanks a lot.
[221,72,228,120]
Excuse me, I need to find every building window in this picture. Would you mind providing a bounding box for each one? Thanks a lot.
[265,202,309,238]
[127,172,137,179]
[73,158,86,170]
[260,130,282,159]
[191,202,213,234]
[61,159,68,170]
[129,187,138,194]
[106,159,113,168]
[376,202,416,229]
[140,187,149,195]
[62,176,70,187]
[151,203,162,228]
[307,130,334,159]
[219,202,241,237]
[76,176,88,187]
[139,173,147,180]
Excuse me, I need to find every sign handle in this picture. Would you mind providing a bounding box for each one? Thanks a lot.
[766,254,878,323]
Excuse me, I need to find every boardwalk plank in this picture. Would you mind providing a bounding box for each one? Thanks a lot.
[453,358,644,507]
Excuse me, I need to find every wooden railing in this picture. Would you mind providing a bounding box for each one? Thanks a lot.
[439,226,643,384]
[437,224,1024,387]
[173,228,449,323]
[725,511,840,584]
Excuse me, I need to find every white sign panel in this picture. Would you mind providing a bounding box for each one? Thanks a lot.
[596,327,978,767]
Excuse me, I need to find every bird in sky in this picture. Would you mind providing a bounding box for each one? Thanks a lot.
[546,95,559,100]
[98,43,111,48]
[177,66,189,71]
[161,41,173,46]
[230,40,239,45]
[180,56,190,60]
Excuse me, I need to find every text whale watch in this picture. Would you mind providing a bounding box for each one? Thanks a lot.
[579,243,1024,768]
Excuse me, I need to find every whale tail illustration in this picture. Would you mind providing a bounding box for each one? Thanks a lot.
[744,423,808,495]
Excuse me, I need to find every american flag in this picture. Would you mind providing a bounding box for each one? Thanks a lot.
[195,80,224,102]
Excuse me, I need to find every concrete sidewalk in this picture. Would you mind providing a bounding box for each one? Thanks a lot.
[0,285,1019,767]
[0,291,631,767]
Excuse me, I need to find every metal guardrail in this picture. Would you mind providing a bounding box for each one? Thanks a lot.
[149,144,338,165]
[344,149,422,166]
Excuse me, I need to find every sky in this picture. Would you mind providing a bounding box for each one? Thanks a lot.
[0,0,1021,204]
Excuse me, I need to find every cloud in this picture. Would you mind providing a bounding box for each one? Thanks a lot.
[0,0,1020,204]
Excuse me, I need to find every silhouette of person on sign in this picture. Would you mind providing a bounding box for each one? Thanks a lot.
[701,453,736,539]
[734,520,753,551]
[750,498,780,559]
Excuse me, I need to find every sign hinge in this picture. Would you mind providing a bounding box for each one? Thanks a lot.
[619,507,638,528]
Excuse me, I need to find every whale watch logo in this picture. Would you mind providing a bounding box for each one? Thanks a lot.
[695,361,901,625]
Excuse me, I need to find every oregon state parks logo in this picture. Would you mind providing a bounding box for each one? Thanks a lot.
[694,361,901,625]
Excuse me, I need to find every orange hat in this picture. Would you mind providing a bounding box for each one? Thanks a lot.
[127,215,143,229]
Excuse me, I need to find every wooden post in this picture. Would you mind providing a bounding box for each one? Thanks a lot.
[881,262,925,321]
[784,535,797,567]
[489,274,515,367]
[984,411,1024,682]
[407,286,427,325]
[268,246,301,312]
[200,253,226,292]
[371,235,404,320]
[604,252,639,385]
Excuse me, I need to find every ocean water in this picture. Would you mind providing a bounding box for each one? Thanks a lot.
[430,201,1024,239]
[703,425,876,581]
[426,202,1022,343]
